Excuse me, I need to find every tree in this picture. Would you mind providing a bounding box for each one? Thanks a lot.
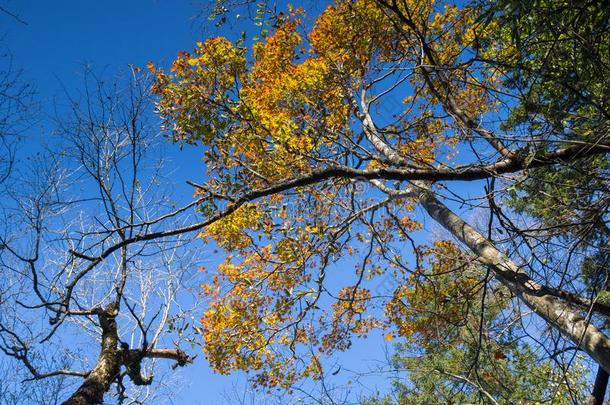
[0,72,202,403]
[477,1,609,402]
[148,0,610,398]
[365,242,589,404]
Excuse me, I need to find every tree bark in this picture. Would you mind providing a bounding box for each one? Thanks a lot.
[62,307,121,405]
[60,304,191,404]
[419,190,610,373]
[587,366,609,405]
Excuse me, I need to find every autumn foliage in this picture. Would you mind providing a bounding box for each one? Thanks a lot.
[149,0,608,391]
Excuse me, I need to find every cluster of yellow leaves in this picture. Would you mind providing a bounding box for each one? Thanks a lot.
[301,354,323,379]
[150,37,245,143]
[200,232,317,387]
[201,248,302,385]
[241,17,350,176]
[200,204,261,250]
[386,240,481,347]
[367,202,421,245]
[309,0,401,74]
[150,13,354,187]
[428,5,477,64]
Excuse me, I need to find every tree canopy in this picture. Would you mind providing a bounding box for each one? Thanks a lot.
[148,0,610,400]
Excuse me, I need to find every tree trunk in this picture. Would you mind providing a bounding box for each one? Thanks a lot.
[62,307,121,405]
[419,190,610,372]
[587,366,609,405]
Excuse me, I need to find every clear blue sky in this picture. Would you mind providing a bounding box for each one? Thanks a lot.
[1,1,403,403]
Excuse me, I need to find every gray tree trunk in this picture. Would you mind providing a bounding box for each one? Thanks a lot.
[419,190,610,373]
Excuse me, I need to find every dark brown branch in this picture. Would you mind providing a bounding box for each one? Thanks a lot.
[141,348,191,365]
[86,141,610,254]
[69,249,97,262]
[0,5,28,25]
[60,140,610,316]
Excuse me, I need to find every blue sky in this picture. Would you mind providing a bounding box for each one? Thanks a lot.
[4,1,199,85]
[1,1,404,403]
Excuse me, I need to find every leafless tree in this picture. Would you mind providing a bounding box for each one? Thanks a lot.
[0,70,203,404]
